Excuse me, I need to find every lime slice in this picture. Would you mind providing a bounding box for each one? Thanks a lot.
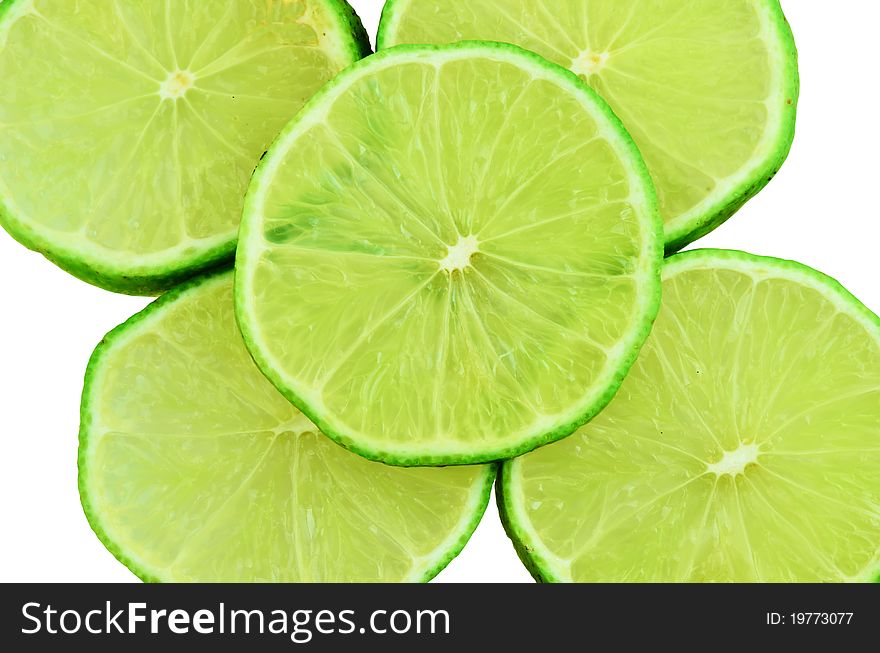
[0,0,369,294]
[499,250,880,582]
[79,270,494,582]
[378,0,799,251]
[235,42,663,467]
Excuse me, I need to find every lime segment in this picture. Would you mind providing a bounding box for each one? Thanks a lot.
[235,42,662,466]
[378,0,799,250]
[78,271,494,582]
[500,250,880,582]
[0,0,369,293]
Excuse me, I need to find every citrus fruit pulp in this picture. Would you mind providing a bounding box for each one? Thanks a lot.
[378,0,799,250]
[235,42,663,466]
[500,249,880,582]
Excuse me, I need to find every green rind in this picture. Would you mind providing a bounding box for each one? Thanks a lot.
[235,40,664,467]
[0,0,16,22]
[328,0,373,59]
[0,207,237,296]
[78,267,497,583]
[495,465,556,583]
[663,250,880,338]
[417,462,497,583]
[375,0,404,50]
[76,269,237,581]
[376,0,801,252]
[0,0,370,296]
[499,248,880,584]
[664,1,800,253]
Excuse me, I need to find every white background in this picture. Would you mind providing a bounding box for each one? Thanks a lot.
[1,1,878,583]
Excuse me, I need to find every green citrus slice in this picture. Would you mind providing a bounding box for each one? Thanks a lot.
[0,0,369,294]
[78,270,494,582]
[378,0,799,251]
[499,250,880,582]
[235,42,663,467]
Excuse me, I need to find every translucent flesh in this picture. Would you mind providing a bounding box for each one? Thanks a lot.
[0,0,354,268]
[81,275,492,582]
[239,48,659,459]
[383,0,791,236]
[507,256,880,582]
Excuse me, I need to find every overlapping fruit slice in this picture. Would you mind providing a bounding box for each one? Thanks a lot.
[0,0,369,293]
[79,271,494,582]
[379,0,799,249]
[500,250,880,582]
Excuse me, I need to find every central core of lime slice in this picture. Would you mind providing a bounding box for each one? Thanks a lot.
[159,70,195,100]
[571,51,609,77]
[439,235,480,273]
[707,442,761,477]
